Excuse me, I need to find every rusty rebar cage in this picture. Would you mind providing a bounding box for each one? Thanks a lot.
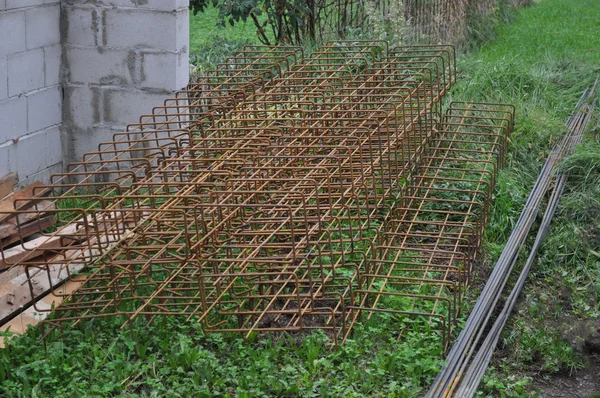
[0,42,513,349]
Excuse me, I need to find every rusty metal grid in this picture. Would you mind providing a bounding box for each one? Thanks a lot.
[0,42,514,348]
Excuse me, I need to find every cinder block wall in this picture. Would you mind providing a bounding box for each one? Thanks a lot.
[0,1,63,185]
[0,0,189,184]
[61,0,190,167]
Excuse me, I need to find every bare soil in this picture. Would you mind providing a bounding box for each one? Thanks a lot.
[526,315,600,397]
[531,355,600,398]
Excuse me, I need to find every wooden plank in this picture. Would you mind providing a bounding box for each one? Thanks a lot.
[0,173,18,200]
[0,200,56,240]
[13,200,55,225]
[0,209,146,331]
[0,209,145,284]
[0,210,139,268]
[0,182,52,224]
[0,262,86,326]
[0,264,28,286]
[0,226,133,325]
[0,277,86,347]
[0,221,82,269]
[0,224,17,240]
[0,215,56,247]
[0,235,78,269]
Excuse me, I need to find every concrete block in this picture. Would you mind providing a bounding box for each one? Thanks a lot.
[0,11,26,54]
[132,0,189,11]
[6,0,44,9]
[70,126,119,162]
[60,125,75,167]
[43,44,61,86]
[25,4,60,49]
[64,85,100,128]
[7,48,44,96]
[21,161,62,186]
[0,97,27,144]
[9,126,62,183]
[64,6,99,47]
[102,88,170,127]
[177,7,189,50]
[84,0,187,11]
[103,9,180,51]
[0,144,9,176]
[140,50,188,90]
[65,46,134,85]
[43,125,61,166]
[27,85,61,132]
[69,0,132,7]
[0,56,7,100]
[8,130,46,181]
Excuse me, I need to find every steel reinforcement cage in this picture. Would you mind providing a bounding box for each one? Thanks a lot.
[0,42,513,349]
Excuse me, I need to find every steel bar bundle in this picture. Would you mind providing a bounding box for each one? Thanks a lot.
[0,42,513,350]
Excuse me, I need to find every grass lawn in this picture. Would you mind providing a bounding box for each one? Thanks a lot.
[0,1,599,397]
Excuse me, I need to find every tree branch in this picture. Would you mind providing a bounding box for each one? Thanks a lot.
[251,12,271,45]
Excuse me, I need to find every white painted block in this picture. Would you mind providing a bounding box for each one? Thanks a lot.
[25,4,60,49]
[0,96,26,144]
[177,7,189,50]
[22,161,62,186]
[8,130,47,180]
[7,126,62,185]
[43,44,61,86]
[0,11,26,55]
[65,46,133,85]
[133,0,189,11]
[27,85,61,132]
[0,144,9,176]
[43,125,61,165]
[6,0,44,10]
[0,56,7,100]
[60,0,191,167]
[7,48,44,96]
[78,0,134,7]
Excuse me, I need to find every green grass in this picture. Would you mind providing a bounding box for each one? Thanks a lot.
[189,6,264,51]
[1,314,444,397]
[189,6,274,72]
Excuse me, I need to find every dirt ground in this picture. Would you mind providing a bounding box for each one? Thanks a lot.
[528,317,600,397]
[532,356,600,398]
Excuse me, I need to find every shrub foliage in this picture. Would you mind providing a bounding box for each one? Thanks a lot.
[189,0,321,45]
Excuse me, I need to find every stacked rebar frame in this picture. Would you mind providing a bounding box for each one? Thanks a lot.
[0,42,513,349]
